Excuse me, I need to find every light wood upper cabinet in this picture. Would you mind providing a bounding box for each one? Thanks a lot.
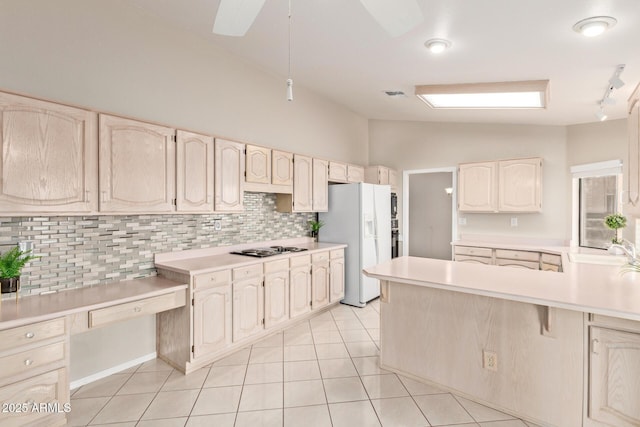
[347,164,365,183]
[312,158,329,212]
[99,114,175,213]
[329,161,348,183]
[498,158,542,212]
[588,326,640,427]
[365,165,390,185]
[272,150,293,186]
[193,283,231,358]
[277,154,313,212]
[0,91,98,213]
[245,144,271,184]
[176,130,214,212]
[628,84,640,207]
[388,169,398,192]
[215,138,245,212]
[458,161,497,212]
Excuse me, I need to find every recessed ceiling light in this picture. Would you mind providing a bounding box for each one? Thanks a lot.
[415,80,549,109]
[425,38,451,54]
[573,16,617,37]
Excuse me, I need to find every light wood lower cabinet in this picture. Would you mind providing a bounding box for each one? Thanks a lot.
[330,249,345,302]
[232,265,264,342]
[290,255,312,319]
[311,252,330,310]
[99,114,176,213]
[193,284,232,359]
[264,259,290,328]
[587,325,640,427]
[0,91,98,214]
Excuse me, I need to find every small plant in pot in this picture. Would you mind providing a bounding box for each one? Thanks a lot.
[604,213,627,246]
[0,247,37,293]
[308,219,325,241]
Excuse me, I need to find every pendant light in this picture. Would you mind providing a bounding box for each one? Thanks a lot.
[286,0,293,101]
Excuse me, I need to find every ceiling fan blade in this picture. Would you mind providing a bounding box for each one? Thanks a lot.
[359,0,424,37]
[212,0,266,37]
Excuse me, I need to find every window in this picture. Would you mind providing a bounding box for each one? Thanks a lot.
[571,161,623,249]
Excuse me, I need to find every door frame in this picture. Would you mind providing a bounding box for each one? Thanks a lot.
[402,167,458,259]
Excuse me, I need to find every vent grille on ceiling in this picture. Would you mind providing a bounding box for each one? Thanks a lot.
[384,91,406,97]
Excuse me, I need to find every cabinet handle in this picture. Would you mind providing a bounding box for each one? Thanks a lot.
[592,338,600,354]
[85,190,90,202]
[134,306,142,313]
[101,191,107,203]
[25,332,35,339]
[24,359,33,366]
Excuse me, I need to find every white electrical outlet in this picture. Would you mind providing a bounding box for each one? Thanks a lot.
[510,217,518,227]
[213,220,222,231]
[483,350,498,372]
[458,217,467,226]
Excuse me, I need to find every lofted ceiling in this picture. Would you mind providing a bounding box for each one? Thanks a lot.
[131,0,640,126]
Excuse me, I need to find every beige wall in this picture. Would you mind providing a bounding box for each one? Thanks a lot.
[369,120,570,240]
[0,0,368,164]
[0,0,368,383]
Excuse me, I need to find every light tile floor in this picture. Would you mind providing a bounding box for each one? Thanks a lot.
[69,299,543,427]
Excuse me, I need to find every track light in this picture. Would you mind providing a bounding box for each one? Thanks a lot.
[286,79,293,102]
[609,75,625,89]
[595,108,607,122]
[594,64,625,122]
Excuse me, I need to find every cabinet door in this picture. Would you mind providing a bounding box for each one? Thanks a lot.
[272,150,293,186]
[389,169,398,192]
[193,285,231,358]
[99,114,175,212]
[290,264,311,318]
[312,261,330,310]
[264,270,289,328]
[458,162,497,212]
[176,130,214,212]
[312,158,329,212]
[232,278,264,342]
[330,252,345,302]
[379,167,390,185]
[498,158,542,212]
[246,144,271,184]
[628,97,640,205]
[215,138,245,212]
[347,165,365,183]
[0,92,98,213]
[589,327,640,427]
[329,161,348,183]
[293,154,313,212]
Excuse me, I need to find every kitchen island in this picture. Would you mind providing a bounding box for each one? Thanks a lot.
[364,254,640,427]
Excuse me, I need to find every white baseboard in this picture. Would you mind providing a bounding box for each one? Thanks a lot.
[70,352,157,390]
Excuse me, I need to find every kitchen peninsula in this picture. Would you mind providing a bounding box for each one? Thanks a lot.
[364,252,640,427]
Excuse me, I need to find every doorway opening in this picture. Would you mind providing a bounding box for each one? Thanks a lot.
[402,167,457,260]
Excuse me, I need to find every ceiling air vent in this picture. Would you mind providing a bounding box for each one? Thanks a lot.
[384,91,406,97]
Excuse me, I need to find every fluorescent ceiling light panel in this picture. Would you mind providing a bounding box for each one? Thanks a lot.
[415,80,549,109]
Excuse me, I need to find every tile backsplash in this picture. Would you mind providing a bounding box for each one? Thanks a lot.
[0,193,314,295]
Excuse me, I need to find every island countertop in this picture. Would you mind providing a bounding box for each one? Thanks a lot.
[363,255,640,322]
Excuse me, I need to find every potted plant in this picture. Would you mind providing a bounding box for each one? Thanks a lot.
[0,247,37,293]
[308,219,325,241]
[604,213,627,246]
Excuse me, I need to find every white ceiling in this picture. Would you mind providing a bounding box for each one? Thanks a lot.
[132,0,640,126]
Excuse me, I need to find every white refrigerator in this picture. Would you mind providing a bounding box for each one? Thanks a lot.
[319,183,391,307]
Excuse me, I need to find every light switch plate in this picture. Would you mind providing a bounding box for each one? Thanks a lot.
[510,217,518,227]
[458,217,467,226]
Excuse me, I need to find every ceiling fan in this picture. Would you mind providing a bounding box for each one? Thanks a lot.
[212,0,424,38]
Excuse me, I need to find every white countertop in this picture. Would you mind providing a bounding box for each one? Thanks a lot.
[155,240,347,276]
[364,254,640,322]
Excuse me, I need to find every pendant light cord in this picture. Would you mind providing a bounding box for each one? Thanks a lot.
[288,0,292,79]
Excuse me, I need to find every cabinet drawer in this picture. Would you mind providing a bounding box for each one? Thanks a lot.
[454,246,492,258]
[193,270,231,290]
[233,264,263,280]
[290,254,311,267]
[0,368,67,427]
[455,255,492,265]
[0,342,65,381]
[541,253,562,266]
[590,314,640,333]
[495,249,539,262]
[0,318,66,353]
[495,259,539,270]
[540,262,560,272]
[312,252,329,263]
[88,290,186,328]
[330,249,344,259]
[264,259,289,274]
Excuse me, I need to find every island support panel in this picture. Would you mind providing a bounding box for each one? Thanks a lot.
[380,281,583,427]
